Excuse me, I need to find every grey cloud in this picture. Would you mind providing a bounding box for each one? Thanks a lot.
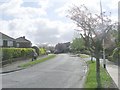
[60,29,74,42]
[25,21,62,45]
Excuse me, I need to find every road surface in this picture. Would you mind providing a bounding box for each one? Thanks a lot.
[2,54,87,88]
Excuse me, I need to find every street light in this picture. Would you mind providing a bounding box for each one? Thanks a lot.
[103,39,106,68]
[100,0,106,69]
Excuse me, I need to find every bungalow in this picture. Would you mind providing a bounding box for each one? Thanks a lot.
[0,32,15,47]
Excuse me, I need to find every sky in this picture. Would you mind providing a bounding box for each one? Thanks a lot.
[0,0,119,46]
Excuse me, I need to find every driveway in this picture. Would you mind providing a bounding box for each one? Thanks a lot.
[2,54,87,88]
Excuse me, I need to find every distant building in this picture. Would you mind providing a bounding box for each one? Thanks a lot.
[15,36,32,48]
[0,32,32,48]
[0,32,15,47]
[54,42,70,53]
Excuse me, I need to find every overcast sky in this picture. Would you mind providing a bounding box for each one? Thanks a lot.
[0,0,118,46]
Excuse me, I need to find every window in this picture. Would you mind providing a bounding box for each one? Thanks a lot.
[17,43,19,47]
[8,40,13,46]
[3,40,7,47]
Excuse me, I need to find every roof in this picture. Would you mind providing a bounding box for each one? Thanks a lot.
[0,32,15,40]
[64,42,70,46]
[15,36,31,43]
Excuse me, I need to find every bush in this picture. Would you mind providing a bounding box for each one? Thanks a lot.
[81,50,91,55]
[39,48,46,55]
[108,47,119,62]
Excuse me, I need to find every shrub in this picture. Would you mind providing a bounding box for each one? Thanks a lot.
[108,47,119,62]
[39,48,46,55]
[81,50,91,55]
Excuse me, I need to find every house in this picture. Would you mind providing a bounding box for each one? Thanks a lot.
[15,36,32,48]
[0,32,15,47]
[0,32,32,48]
[54,42,70,53]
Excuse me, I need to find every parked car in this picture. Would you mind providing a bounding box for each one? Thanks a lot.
[46,50,51,54]
[54,50,63,54]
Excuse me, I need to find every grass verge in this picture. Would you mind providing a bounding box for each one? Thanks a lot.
[19,54,56,68]
[84,61,113,88]
[80,54,90,58]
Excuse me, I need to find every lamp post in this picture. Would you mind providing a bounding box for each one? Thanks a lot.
[103,39,106,68]
[100,0,106,69]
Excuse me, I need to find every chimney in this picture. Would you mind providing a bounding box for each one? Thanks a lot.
[23,36,25,39]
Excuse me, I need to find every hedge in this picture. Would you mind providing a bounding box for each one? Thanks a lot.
[2,48,33,61]
[2,48,47,61]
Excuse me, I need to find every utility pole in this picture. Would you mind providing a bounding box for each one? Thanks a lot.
[103,38,106,68]
[100,0,106,69]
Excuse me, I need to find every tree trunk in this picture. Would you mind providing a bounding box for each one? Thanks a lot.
[96,57,101,88]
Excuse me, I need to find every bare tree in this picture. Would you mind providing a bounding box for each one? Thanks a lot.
[67,5,116,88]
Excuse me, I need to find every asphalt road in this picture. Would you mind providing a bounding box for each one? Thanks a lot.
[2,54,87,88]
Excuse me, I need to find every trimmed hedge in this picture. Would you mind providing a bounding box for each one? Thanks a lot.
[1,48,47,65]
[2,48,33,61]
[2,48,47,61]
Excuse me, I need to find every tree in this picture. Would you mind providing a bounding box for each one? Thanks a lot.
[108,28,120,63]
[71,37,85,53]
[105,29,118,58]
[67,5,116,88]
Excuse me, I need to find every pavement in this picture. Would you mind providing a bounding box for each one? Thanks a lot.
[2,54,87,88]
[1,55,48,74]
[100,59,119,89]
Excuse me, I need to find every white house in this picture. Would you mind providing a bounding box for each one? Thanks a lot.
[0,32,15,47]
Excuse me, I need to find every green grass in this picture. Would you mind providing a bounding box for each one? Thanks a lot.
[19,54,56,68]
[79,54,90,58]
[84,61,112,88]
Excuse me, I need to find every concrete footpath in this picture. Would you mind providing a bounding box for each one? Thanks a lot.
[1,55,48,74]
